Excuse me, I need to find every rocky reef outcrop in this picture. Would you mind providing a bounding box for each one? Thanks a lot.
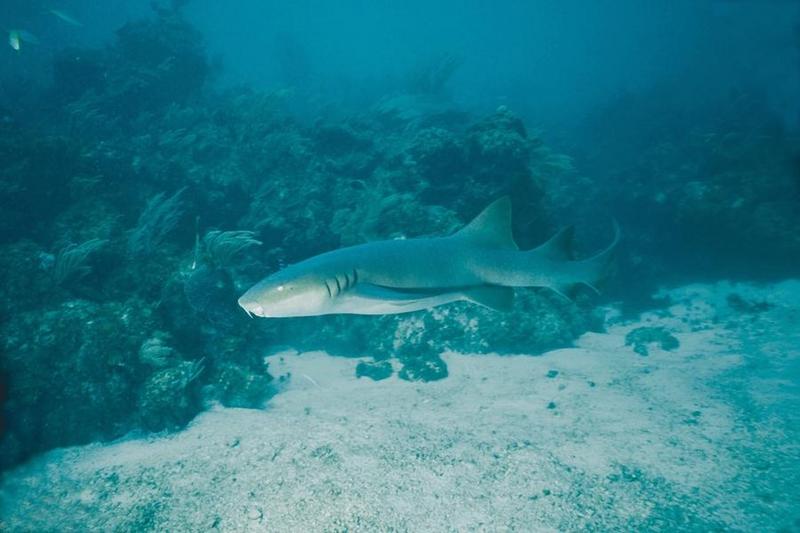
[0,7,587,469]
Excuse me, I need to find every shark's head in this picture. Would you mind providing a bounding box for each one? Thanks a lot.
[237,270,331,318]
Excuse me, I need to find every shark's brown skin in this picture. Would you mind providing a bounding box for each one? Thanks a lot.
[238,197,619,318]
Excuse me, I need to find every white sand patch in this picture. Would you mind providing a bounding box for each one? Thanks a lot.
[2,281,799,531]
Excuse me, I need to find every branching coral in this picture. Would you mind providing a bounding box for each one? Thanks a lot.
[53,238,108,285]
[203,230,261,267]
[138,336,175,367]
[127,188,186,256]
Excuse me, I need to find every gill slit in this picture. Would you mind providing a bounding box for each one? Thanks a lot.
[324,281,332,298]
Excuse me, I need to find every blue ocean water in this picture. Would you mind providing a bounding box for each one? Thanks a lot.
[0,1,799,530]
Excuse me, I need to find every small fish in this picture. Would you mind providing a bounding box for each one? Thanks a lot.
[7,30,38,51]
[48,8,84,27]
[8,30,20,50]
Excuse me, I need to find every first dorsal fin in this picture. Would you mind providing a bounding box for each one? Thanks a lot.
[534,226,575,260]
[453,196,518,250]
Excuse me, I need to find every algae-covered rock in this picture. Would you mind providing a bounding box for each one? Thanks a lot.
[389,290,590,357]
[407,127,467,187]
[398,353,449,382]
[625,327,680,356]
[330,192,460,245]
[356,360,394,381]
[467,107,531,178]
[138,359,204,432]
[210,363,274,408]
[158,266,275,409]
[179,265,241,330]
[0,298,156,468]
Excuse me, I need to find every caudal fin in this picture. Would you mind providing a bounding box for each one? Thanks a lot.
[551,220,621,298]
[465,197,621,298]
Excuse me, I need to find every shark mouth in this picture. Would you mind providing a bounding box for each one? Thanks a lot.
[238,300,264,318]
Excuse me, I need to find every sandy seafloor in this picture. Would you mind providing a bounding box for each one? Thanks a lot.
[1,282,799,532]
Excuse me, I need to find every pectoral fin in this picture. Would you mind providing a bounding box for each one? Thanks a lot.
[342,283,513,314]
[461,285,514,311]
[351,283,441,303]
[338,283,462,314]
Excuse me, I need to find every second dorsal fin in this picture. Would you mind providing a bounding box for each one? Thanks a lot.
[453,196,519,250]
[534,226,575,260]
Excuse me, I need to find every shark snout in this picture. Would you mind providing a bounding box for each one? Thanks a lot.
[237,296,265,317]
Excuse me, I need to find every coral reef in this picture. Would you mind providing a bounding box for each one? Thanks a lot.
[562,84,800,293]
[0,0,793,476]
[0,6,595,469]
[0,298,155,468]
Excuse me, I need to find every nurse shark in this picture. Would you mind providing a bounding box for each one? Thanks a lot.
[238,197,619,318]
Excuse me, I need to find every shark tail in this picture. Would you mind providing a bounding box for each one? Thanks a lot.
[534,220,621,298]
[573,219,621,294]
[455,197,620,298]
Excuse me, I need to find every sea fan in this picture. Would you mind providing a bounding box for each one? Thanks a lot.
[53,238,108,285]
[127,188,186,256]
[203,230,262,266]
[138,337,175,367]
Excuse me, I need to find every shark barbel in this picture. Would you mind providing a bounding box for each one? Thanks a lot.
[238,197,619,318]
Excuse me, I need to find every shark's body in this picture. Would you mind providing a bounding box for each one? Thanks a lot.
[238,197,619,318]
